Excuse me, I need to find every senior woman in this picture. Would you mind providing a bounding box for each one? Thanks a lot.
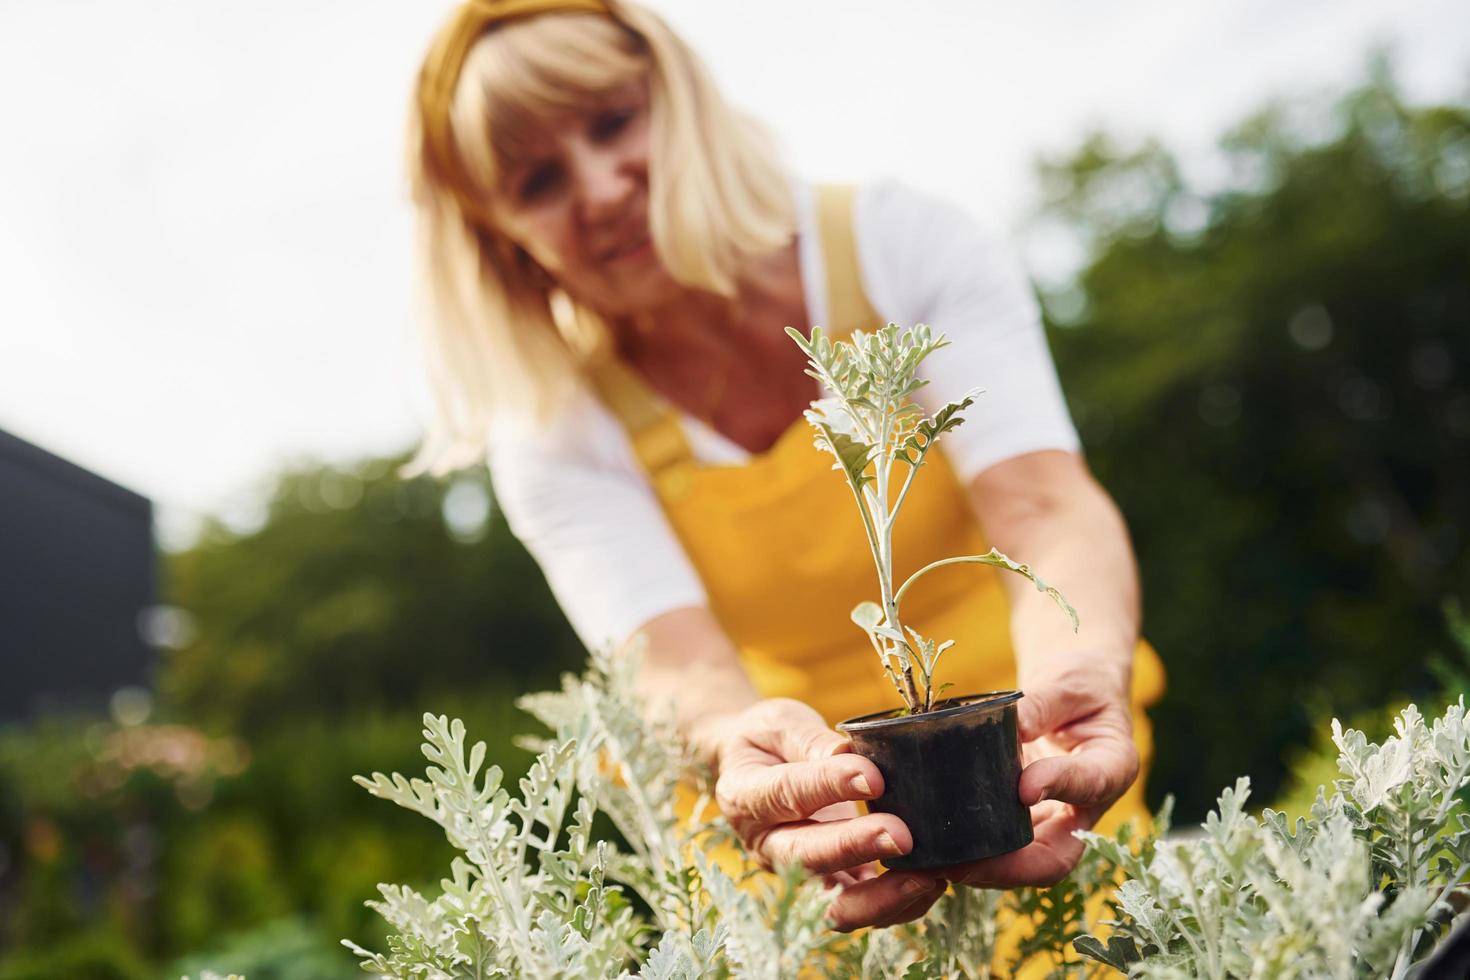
[408,0,1164,938]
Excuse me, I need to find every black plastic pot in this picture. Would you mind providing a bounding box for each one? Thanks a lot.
[837,691,1032,870]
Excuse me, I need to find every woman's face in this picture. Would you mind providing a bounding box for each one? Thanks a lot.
[491,79,675,316]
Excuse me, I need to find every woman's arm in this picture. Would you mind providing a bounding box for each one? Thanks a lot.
[975,449,1137,700]
[944,449,1141,887]
[623,606,949,929]
[622,605,761,756]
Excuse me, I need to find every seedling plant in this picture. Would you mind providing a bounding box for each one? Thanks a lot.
[786,323,1077,713]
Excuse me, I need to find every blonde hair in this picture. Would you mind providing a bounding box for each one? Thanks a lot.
[408,1,795,472]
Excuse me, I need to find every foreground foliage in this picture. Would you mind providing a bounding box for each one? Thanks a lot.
[347,654,1470,978]
[346,649,1039,977]
[1073,702,1470,977]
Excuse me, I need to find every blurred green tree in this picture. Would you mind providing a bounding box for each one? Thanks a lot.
[0,460,585,971]
[1036,62,1470,818]
[163,459,584,733]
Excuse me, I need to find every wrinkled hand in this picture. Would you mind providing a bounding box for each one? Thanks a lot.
[709,698,948,931]
[939,653,1139,889]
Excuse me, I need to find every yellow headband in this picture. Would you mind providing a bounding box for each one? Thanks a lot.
[418,0,613,223]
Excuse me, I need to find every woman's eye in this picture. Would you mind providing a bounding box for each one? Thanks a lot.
[518,163,562,202]
[589,108,636,142]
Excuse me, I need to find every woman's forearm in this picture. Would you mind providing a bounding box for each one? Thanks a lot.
[619,605,762,763]
[968,451,1139,696]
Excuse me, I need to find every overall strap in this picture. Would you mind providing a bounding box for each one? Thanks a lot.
[585,357,695,479]
[813,185,885,339]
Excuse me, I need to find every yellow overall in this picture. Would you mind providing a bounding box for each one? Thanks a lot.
[590,185,1166,970]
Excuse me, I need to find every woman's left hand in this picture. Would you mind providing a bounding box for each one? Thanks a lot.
[935,650,1139,888]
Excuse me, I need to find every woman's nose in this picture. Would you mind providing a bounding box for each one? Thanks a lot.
[569,144,633,223]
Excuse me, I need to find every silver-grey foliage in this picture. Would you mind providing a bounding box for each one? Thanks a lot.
[344,653,1470,978]
[342,648,1018,978]
[1074,700,1470,978]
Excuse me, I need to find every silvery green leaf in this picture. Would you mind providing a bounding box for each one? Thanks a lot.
[850,601,882,632]
[805,417,877,491]
[635,933,700,980]
[1356,886,1437,974]
[782,324,812,353]
[855,925,920,978]
[927,639,955,678]
[451,917,504,978]
[1072,934,1144,970]
[873,624,908,645]
[694,852,779,980]
[1204,776,1252,847]
[1116,879,1176,950]
[1261,806,1313,859]
[902,959,942,980]
[806,395,862,439]
[1345,729,1414,812]
[899,390,979,469]
[896,548,1078,632]
[1309,784,1344,824]
[1151,795,1175,839]
[903,626,934,662]
[690,923,727,972]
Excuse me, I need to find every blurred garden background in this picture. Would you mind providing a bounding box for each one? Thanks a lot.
[2,0,1468,976]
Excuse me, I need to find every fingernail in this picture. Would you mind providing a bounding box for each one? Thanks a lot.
[876,831,903,856]
[849,773,873,797]
[900,876,930,896]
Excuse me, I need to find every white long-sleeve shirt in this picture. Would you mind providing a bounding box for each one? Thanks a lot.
[488,180,1080,652]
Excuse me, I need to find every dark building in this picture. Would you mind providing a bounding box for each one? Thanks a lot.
[0,428,155,721]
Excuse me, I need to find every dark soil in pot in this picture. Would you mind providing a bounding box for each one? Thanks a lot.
[838,691,1031,870]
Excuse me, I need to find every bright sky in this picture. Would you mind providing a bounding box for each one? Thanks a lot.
[2,0,1466,548]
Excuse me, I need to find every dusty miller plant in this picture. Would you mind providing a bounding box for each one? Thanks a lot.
[345,649,856,977]
[786,322,1078,713]
[342,647,1470,979]
[1073,700,1470,979]
[342,647,1110,979]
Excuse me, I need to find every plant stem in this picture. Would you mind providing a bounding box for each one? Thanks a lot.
[844,478,886,595]
[889,448,925,524]
[847,465,916,711]
[888,633,921,711]
[860,382,923,713]
[894,556,976,608]
[1175,854,1223,980]
[1389,942,1412,980]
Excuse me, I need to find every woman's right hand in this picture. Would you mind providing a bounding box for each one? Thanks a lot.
[704,697,948,931]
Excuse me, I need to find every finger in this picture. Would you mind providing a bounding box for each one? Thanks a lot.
[870,880,948,929]
[743,699,853,763]
[1017,684,1069,744]
[826,862,881,887]
[810,799,863,823]
[937,805,1088,889]
[827,873,946,933]
[1017,683,1132,746]
[776,722,852,763]
[718,755,882,825]
[757,812,911,875]
[1018,738,1138,808]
